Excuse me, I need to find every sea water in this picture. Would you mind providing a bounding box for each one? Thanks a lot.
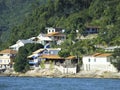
[0,77,120,90]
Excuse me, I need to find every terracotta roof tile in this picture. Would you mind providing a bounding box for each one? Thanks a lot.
[95,53,112,57]
[40,55,62,59]
[40,55,76,60]
[46,32,65,36]
[0,49,17,54]
[92,53,112,57]
[92,53,101,57]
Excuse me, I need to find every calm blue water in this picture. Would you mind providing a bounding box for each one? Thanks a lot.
[0,77,120,90]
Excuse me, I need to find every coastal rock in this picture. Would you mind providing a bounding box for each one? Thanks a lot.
[1,68,120,78]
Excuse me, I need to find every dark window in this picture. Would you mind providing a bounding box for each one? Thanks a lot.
[88,59,90,62]
[94,59,96,62]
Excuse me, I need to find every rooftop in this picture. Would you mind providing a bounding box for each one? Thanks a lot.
[93,53,112,57]
[46,32,65,36]
[40,55,76,60]
[66,56,76,59]
[33,49,44,54]
[40,55,62,59]
[0,49,17,54]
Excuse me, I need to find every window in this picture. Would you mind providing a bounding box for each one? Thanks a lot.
[0,60,2,63]
[0,54,3,56]
[50,51,53,54]
[4,60,6,63]
[94,59,96,62]
[107,59,110,62]
[88,59,90,62]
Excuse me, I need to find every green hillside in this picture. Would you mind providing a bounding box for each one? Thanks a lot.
[0,0,47,42]
[0,0,120,51]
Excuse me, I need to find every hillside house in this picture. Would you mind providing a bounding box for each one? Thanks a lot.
[0,49,17,69]
[104,46,120,52]
[27,48,61,69]
[40,55,78,74]
[82,53,117,72]
[46,32,66,45]
[46,27,65,34]
[28,48,78,74]
[9,39,34,51]
[46,27,66,45]
[84,26,100,35]
[31,34,52,45]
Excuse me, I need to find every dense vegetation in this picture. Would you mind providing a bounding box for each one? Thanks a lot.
[0,0,47,48]
[0,0,120,55]
[14,43,43,72]
[112,48,120,71]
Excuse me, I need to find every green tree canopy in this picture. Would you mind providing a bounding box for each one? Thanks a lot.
[58,49,70,58]
[112,48,120,71]
[14,43,43,72]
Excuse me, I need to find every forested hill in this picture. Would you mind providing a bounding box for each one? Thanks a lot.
[0,0,47,42]
[1,0,120,49]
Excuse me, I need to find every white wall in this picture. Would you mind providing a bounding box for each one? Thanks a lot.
[44,64,77,74]
[82,56,117,72]
[47,28,55,34]
[0,54,11,65]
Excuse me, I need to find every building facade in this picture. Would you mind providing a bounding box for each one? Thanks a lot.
[0,49,17,69]
[82,53,117,72]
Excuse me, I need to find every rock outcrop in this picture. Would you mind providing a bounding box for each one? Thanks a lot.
[1,68,120,78]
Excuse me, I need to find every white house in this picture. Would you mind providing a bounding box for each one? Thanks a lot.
[9,27,66,51]
[46,32,66,45]
[84,26,100,35]
[45,27,66,45]
[27,48,78,74]
[27,48,61,69]
[104,46,120,52]
[36,34,52,45]
[46,27,65,34]
[9,34,52,51]
[82,53,117,72]
[0,49,17,69]
[9,39,34,51]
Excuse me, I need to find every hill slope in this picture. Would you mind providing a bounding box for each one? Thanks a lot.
[0,0,47,42]
[1,0,120,49]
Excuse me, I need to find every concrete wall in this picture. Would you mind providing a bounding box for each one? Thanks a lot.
[0,54,11,65]
[44,64,77,74]
[82,56,117,72]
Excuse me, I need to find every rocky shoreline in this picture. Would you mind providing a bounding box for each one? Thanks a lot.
[0,68,120,79]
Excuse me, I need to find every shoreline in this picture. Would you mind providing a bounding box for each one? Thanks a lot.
[1,71,120,79]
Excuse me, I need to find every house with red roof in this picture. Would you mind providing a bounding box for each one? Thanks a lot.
[82,53,117,72]
[0,49,17,69]
[27,48,78,74]
[46,27,66,45]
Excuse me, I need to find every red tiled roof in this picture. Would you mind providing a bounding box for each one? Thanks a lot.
[46,32,65,36]
[92,53,101,57]
[40,55,76,60]
[0,49,17,54]
[95,53,112,57]
[92,53,112,57]
[40,55,62,59]
[66,56,76,59]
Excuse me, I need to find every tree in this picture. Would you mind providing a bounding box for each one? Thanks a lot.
[14,43,44,72]
[14,47,29,72]
[111,48,120,71]
[58,49,70,58]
